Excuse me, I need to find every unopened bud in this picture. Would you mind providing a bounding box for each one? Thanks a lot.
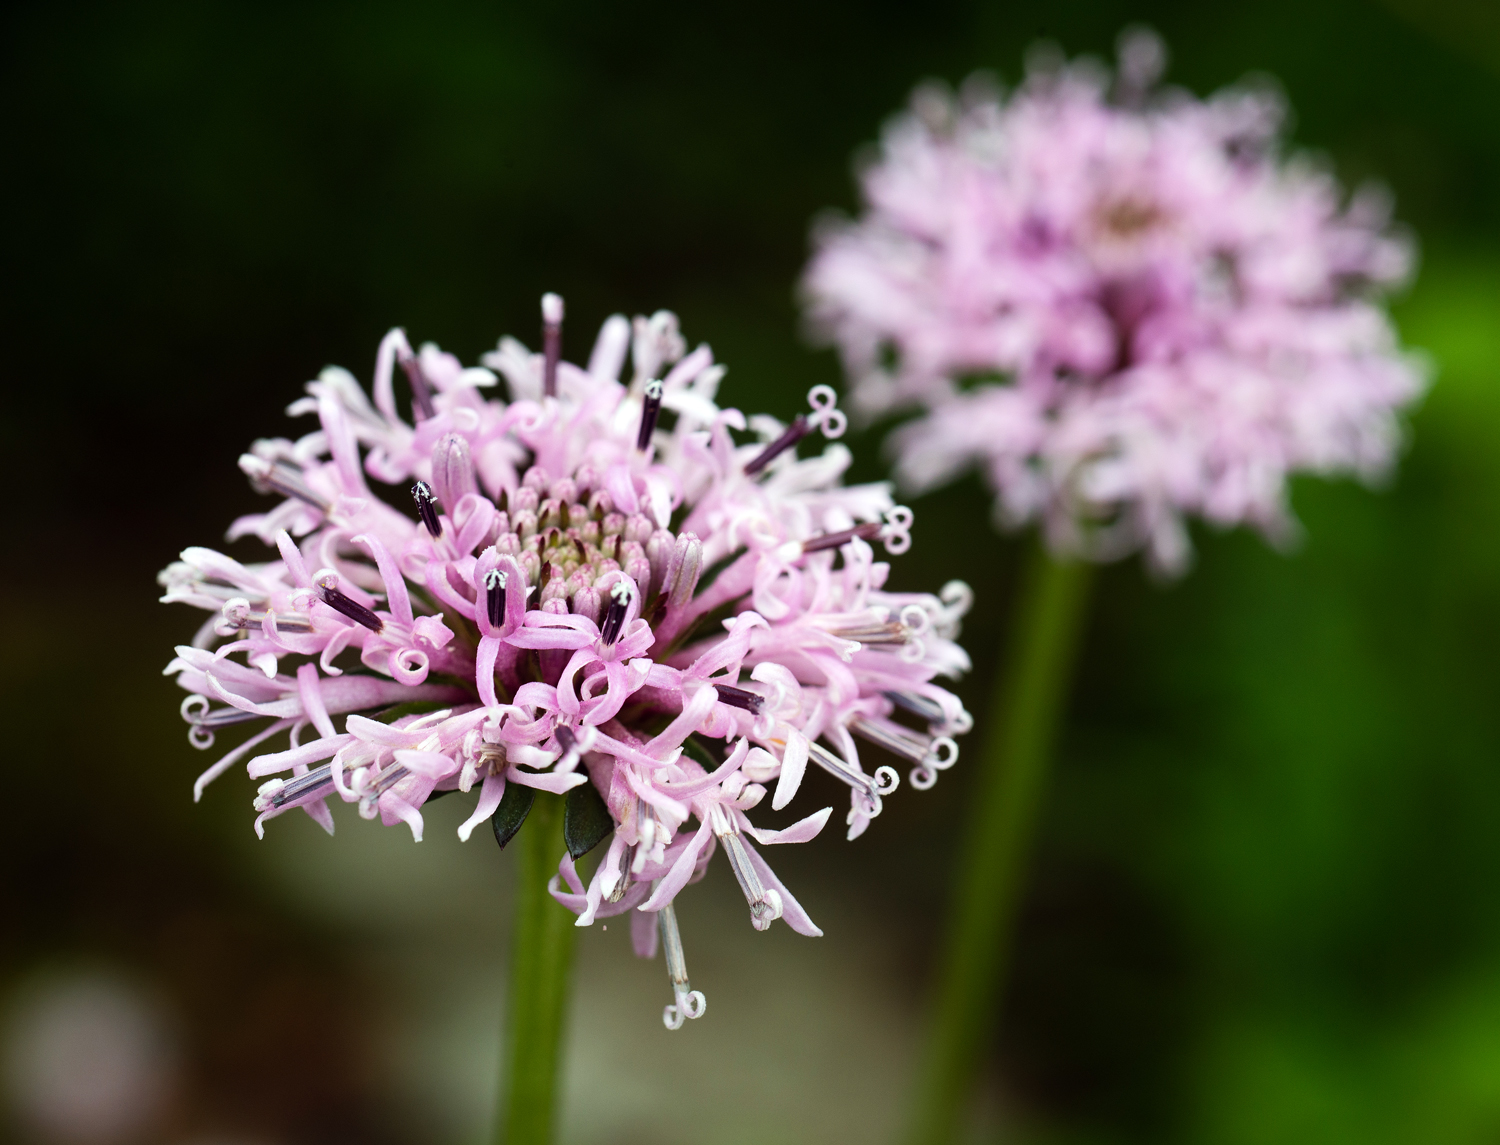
[430,433,477,512]
[626,554,652,589]
[572,585,603,624]
[663,533,703,608]
[540,565,569,606]
[624,514,654,544]
[599,579,633,646]
[645,529,675,597]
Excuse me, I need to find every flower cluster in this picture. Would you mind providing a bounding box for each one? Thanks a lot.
[803,32,1425,572]
[160,296,972,1028]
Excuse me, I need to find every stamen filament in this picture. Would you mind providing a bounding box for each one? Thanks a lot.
[708,805,782,931]
[399,352,436,420]
[365,763,410,798]
[268,763,335,808]
[542,292,563,399]
[243,457,331,512]
[849,715,932,765]
[800,521,882,554]
[658,898,706,1030]
[222,610,314,634]
[743,414,810,476]
[884,689,947,725]
[823,621,909,644]
[805,740,899,817]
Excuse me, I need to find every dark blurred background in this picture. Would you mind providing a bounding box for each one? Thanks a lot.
[3,1,1499,1142]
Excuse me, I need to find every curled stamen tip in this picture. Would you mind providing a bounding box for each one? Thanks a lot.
[663,988,707,1030]
[749,890,784,931]
[807,384,848,439]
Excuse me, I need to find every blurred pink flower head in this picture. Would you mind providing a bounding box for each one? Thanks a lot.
[159,295,972,1028]
[803,30,1426,572]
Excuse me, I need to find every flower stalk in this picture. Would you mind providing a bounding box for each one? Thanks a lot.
[904,544,1093,1145]
[499,792,577,1145]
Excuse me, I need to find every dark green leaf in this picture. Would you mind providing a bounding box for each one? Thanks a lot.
[563,781,613,859]
[491,781,535,850]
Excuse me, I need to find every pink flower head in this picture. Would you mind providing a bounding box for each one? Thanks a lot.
[160,294,972,1028]
[803,30,1426,573]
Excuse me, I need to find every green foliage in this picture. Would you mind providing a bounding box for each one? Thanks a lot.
[563,780,613,860]
[491,780,536,851]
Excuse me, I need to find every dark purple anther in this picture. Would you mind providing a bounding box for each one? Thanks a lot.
[713,685,765,714]
[743,414,811,476]
[316,579,384,633]
[412,481,442,537]
[555,724,577,756]
[636,380,664,452]
[542,292,563,399]
[485,567,507,628]
[800,521,882,554]
[399,352,436,421]
[599,580,632,646]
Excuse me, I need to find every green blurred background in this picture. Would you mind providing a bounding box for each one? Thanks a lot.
[2,1,1498,1142]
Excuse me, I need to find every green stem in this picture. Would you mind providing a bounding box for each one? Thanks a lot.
[903,543,1094,1145]
[497,792,577,1145]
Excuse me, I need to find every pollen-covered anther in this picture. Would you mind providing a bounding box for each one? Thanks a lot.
[599,579,632,646]
[412,480,442,537]
[636,379,665,451]
[315,575,384,633]
[484,567,508,628]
